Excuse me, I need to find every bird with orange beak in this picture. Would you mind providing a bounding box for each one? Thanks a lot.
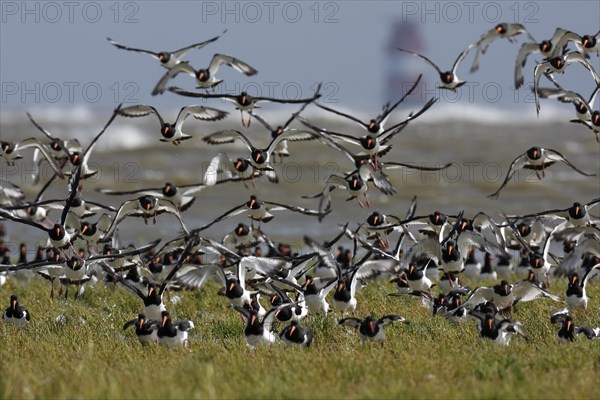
[3,294,30,329]
[339,315,408,344]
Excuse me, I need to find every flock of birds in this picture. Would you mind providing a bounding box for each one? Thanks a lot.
[1,24,600,349]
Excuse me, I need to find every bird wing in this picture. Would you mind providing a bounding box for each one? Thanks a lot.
[263,200,331,218]
[107,37,159,57]
[544,148,596,176]
[81,104,122,170]
[533,60,553,114]
[397,48,442,74]
[512,280,561,303]
[203,130,253,150]
[379,74,423,123]
[378,97,437,143]
[487,151,528,199]
[15,138,65,179]
[176,264,224,290]
[175,105,228,132]
[338,317,362,329]
[451,43,476,74]
[378,315,408,326]
[208,53,258,77]
[565,51,600,85]
[462,287,495,308]
[582,262,600,289]
[171,30,228,58]
[514,42,539,88]
[151,62,196,96]
[204,153,234,186]
[191,202,247,233]
[315,103,367,128]
[266,129,317,156]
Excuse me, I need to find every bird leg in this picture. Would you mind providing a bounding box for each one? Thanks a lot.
[153,211,158,224]
[364,193,371,208]
[143,213,148,225]
[240,110,246,128]
[356,197,365,208]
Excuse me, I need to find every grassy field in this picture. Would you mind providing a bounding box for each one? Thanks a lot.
[1,276,599,399]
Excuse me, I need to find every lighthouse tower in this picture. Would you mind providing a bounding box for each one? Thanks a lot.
[384,20,426,105]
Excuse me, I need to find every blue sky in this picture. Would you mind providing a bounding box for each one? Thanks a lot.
[1,1,599,114]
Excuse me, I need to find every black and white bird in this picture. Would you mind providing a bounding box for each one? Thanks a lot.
[64,104,123,180]
[302,274,337,315]
[203,153,263,187]
[0,139,65,179]
[123,313,159,345]
[554,30,600,57]
[488,147,596,199]
[193,195,328,232]
[107,31,226,69]
[202,129,317,183]
[26,112,82,183]
[314,75,423,134]
[97,181,213,212]
[0,172,82,250]
[117,105,228,144]
[514,28,568,89]
[231,304,282,348]
[299,98,436,165]
[338,315,409,343]
[397,45,475,90]
[470,23,536,73]
[168,86,321,127]
[462,278,561,313]
[510,198,600,228]
[102,195,190,239]
[157,311,194,347]
[566,263,600,309]
[152,53,257,95]
[279,320,314,347]
[104,238,195,319]
[534,84,598,125]
[533,52,600,115]
[303,173,370,217]
[551,309,600,342]
[3,294,30,328]
[252,100,317,162]
[468,310,528,345]
[536,85,600,142]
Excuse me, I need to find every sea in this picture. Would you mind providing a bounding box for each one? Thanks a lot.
[1,103,599,255]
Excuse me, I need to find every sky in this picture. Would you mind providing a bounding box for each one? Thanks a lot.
[1,1,599,115]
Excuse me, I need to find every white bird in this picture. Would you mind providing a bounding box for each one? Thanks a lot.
[152,53,257,95]
[397,45,475,90]
[533,52,600,115]
[107,31,226,70]
[117,105,228,144]
[470,23,536,73]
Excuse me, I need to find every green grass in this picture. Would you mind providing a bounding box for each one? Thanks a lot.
[1,276,599,399]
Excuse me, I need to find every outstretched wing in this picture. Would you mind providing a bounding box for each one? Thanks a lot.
[397,48,442,75]
[171,29,228,58]
[208,53,258,77]
[338,317,362,329]
[107,37,159,57]
[487,151,529,199]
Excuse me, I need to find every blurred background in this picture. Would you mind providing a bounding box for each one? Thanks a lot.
[1,1,599,251]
